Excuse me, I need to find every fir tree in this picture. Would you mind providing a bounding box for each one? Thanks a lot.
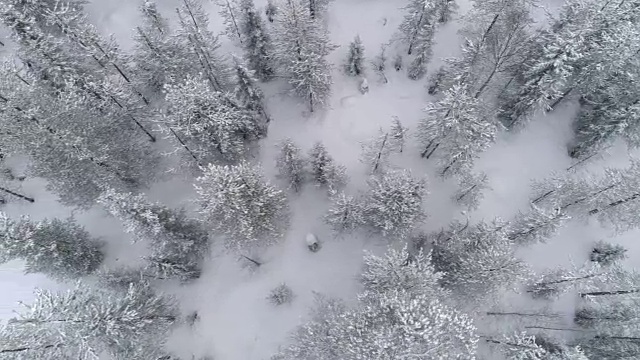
[0,283,177,359]
[361,245,445,299]
[371,45,388,84]
[218,0,244,43]
[360,129,392,173]
[307,141,347,190]
[278,289,478,359]
[98,189,210,282]
[389,116,408,153]
[590,241,627,267]
[451,171,489,211]
[407,19,436,80]
[194,161,289,249]
[275,138,306,192]
[432,219,527,299]
[418,84,497,177]
[507,203,570,245]
[399,0,437,55]
[239,0,275,81]
[265,0,277,22]
[324,190,365,234]
[273,0,333,112]
[364,170,427,238]
[527,264,603,300]
[0,212,104,281]
[233,59,270,132]
[345,35,365,76]
[163,75,263,163]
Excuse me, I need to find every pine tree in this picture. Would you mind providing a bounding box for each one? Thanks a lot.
[364,170,427,238]
[98,189,210,282]
[362,245,445,299]
[345,35,365,76]
[436,0,457,23]
[590,241,627,267]
[175,0,231,92]
[418,84,497,177]
[389,117,408,153]
[526,264,603,300]
[0,283,177,359]
[371,45,388,84]
[273,0,333,112]
[163,75,262,163]
[324,190,365,234]
[307,142,347,190]
[432,219,527,299]
[233,59,270,133]
[407,19,436,80]
[399,0,437,55]
[360,129,392,173]
[451,171,489,211]
[278,289,478,359]
[239,0,275,80]
[194,161,289,249]
[507,203,570,245]
[218,0,244,43]
[275,138,306,192]
[265,0,277,22]
[0,212,104,281]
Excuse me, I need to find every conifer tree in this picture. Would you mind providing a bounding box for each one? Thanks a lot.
[590,241,627,267]
[360,129,392,173]
[399,0,437,55]
[364,170,427,238]
[432,219,527,299]
[507,203,570,245]
[362,245,445,299]
[371,45,388,84]
[0,212,104,281]
[233,59,270,131]
[324,190,365,234]
[451,171,489,211]
[273,0,333,112]
[527,264,603,300]
[0,283,178,359]
[389,117,408,153]
[194,162,289,249]
[175,0,231,92]
[307,142,347,190]
[98,189,210,282]
[275,138,306,192]
[407,19,436,80]
[163,75,263,163]
[265,0,277,22]
[239,0,275,81]
[279,289,478,359]
[345,35,365,76]
[418,84,497,177]
[218,0,244,43]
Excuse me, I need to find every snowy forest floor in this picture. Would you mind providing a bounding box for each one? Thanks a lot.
[1,0,639,359]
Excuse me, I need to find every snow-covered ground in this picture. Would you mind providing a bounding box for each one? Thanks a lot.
[2,0,639,359]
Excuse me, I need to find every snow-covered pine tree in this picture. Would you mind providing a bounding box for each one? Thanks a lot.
[451,170,489,211]
[0,212,104,281]
[362,245,445,299]
[0,63,157,208]
[273,0,333,112]
[436,0,457,23]
[275,138,306,192]
[0,283,177,359]
[163,75,263,164]
[344,35,365,76]
[233,58,270,132]
[399,0,437,55]
[218,0,244,43]
[324,190,365,234]
[239,0,275,80]
[364,170,427,238]
[265,0,277,22]
[418,84,497,177]
[530,171,603,214]
[371,45,388,84]
[195,162,289,249]
[427,66,446,94]
[175,0,231,92]
[407,18,436,80]
[301,0,332,19]
[389,116,408,153]
[278,289,478,359]
[98,189,210,282]
[432,219,527,299]
[507,203,570,245]
[360,129,392,173]
[526,264,603,300]
[590,241,627,267]
[307,141,347,190]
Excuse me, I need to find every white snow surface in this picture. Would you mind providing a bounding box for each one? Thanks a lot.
[1,0,639,359]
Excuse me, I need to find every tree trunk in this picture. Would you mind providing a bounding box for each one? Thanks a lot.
[309,0,316,18]
[529,273,600,289]
[225,0,243,43]
[1,344,61,353]
[407,11,425,55]
[486,311,560,318]
[580,289,640,298]
[589,193,640,215]
[0,186,35,203]
[373,133,389,172]
[567,152,598,170]
[241,255,261,266]
[169,127,201,166]
[548,87,573,111]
